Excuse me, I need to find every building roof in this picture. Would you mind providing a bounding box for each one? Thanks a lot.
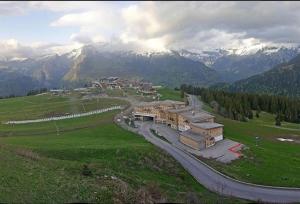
[191,122,224,129]
[180,130,207,142]
[179,111,214,123]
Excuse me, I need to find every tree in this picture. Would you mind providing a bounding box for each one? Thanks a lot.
[180,89,184,99]
[180,84,300,124]
[256,110,261,118]
[275,113,281,126]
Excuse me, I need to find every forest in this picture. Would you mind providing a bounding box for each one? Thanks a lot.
[180,84,300,125]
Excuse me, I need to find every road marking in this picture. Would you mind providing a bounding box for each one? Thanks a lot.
[228,143,242,157]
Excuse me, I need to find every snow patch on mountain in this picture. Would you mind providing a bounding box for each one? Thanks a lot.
[67,48,82,59]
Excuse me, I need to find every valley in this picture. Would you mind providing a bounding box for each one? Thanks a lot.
[1,43,300,98]
[0,86,299,203]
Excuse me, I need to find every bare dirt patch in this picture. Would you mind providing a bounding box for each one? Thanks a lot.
[14,148,40,161]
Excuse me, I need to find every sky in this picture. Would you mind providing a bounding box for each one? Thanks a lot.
[1,1,300,58]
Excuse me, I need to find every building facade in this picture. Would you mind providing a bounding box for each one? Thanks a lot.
[133,100,224,150]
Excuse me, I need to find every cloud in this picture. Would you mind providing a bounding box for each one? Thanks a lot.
[28,1,104,12]
[50,4,124,44]
[0,2,30,15]
[0,39,41,59]
[2,1,300,56]
[0,39,83,59]
[118,1,300,51]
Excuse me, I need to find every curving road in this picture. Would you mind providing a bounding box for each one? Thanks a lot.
[130,94,299,203]
[138,122,300,203]
[114,93,300,203]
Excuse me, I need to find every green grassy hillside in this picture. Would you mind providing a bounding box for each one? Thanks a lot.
[0,93,125,122]
[0,93,242,203]
[157,87,183,101]
[202,102,300,187]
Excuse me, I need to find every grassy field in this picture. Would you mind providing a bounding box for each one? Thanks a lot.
[201,101,300,187]
[157,87,183,101]
[0,93,243,203]
[153,90,300,187]
[106,89,125,97]
[123,87,157,102]
[0,92,125,121]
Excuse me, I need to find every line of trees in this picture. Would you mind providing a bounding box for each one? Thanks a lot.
[27,88,48,96]
[180,84,300,124]
[0,88,48,99]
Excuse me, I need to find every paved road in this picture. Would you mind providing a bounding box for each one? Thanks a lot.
[137,122,300,203]
[114,93,300,203]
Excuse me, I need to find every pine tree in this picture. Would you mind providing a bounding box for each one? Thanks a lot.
[275,113,281,126]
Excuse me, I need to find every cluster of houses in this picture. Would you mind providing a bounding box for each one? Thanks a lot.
[133,100,224,150]
[92,77,157,95]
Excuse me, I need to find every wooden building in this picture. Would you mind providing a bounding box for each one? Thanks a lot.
[189,122,224,142]
[133,99,224,150]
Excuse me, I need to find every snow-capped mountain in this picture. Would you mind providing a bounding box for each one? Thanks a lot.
[212,45,300,82]
[0,43,222,97]
[63,44,220,88]
[177,44,300,82]
[0,42,300,97]
[177,49,229,66]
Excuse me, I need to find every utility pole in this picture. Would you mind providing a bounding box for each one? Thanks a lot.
[193,82,196,111]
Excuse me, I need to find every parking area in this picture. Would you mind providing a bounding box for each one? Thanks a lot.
[136,121,243,163]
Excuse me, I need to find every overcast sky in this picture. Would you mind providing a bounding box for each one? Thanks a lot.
[1,1,300,58]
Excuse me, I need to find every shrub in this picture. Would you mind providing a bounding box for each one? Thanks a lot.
[81,164,92,176]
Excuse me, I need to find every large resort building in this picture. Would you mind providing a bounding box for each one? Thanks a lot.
[133,100,224,150]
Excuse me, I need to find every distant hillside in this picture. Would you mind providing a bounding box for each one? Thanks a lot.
[212,47,300,82]
[178,46,300,83]
[216,54,300,97]
[0,44,222,97]
[2,42,299,97]
[0,70,40,97]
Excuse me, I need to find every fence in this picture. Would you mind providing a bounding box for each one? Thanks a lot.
[3,106,122,125]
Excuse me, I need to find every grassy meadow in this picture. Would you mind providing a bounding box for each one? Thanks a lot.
[0,93,125,121]
[157,87,183,101]
[133,88,300,188]
[202,101,300,187]
[0,93,242,203]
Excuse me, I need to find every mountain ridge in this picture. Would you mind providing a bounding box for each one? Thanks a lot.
[212,54,300,97]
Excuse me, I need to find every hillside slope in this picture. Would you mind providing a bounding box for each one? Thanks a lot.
[212,47,299,82]
[223,54,300,97]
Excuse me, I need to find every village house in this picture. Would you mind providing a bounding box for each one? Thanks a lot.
[138,82,156,95]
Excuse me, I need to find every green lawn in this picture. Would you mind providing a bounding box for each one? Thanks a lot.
[0,94,243,203]
[202,101,300,187]
[105,89,125,97]
[0,93,125,121]
[157,87,183,101]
